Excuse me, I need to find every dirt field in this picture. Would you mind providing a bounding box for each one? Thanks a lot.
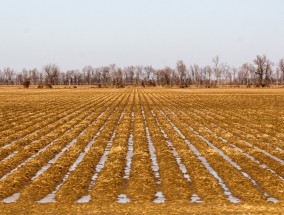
[0,87,283,214]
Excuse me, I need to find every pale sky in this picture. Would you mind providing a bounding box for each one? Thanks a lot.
[0,0,284,71]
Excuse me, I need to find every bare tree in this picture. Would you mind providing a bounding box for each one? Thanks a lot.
[231,67,238,85]
[135,66,143,86]
[202,66,212,87]
[29,68,39,85]
[112,67,123,87]
[239,63,250,86]
[1,56,282,87]
[43,64,60,86]
[123,66,135,86]
[224,67,232,85]
[101,66,111,86]
[0,70,3,84]
[66,70,75,86]
[253,55,273,87]
[94,67,102,87]
[190,64,203,86]
[212,56,228,86]
[3,67,15,84]
[59,72,66,85]
[144,66,155,86]
[21,69,31,88]
[176,60,187,87]
[161,67,173,86]
[279,59,284,85]
[82,66,93,85]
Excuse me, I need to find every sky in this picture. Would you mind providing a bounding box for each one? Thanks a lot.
[0,0,284,71]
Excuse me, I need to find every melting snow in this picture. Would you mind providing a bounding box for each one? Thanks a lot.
[117,194,131,203]
[153,191,166,204]
[160,109,241,203]
[2,193,20,203]
[76,110,125,203]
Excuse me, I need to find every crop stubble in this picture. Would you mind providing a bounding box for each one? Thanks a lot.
[0,88,283,213]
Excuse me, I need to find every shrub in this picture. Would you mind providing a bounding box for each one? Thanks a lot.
[23,79,31,88]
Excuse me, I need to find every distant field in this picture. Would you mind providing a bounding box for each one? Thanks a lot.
[0,88,283,214]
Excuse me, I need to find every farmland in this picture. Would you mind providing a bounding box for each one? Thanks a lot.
[0,87,283,214]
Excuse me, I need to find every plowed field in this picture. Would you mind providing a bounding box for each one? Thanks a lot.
[0,87,283,214]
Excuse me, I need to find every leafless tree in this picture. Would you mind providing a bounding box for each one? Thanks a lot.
[190,64,202,86]
[224,67,232,85]
[239,63,250,85]
[212,56,228,86]
[278,59,284,85]
[163,67,173,86]
[0,70,3,83]
[135,66,143,86]
[253,55,273,87]
[144,66,155,86]
[112,67,123,87]
[82,66,93,85]
[101,66,111,86]
[66,70,76,86]
[123,66,135,86]
[231,67,238,85]
[3,67,15,84]
[202,66,212,87]
[1,56,282,87]
[29,68,39,85]
[43,64,60,86]
[176,60,187,87]
[21,69,31,88]
[93,67,102,86]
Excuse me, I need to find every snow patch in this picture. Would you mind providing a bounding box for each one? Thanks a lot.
[160,109,240,203]
[2,193,20,203]
[117,194,131,204]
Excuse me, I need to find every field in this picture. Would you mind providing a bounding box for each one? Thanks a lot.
[0,87,283,214]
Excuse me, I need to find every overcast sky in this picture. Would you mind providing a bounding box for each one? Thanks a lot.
[0,0,284,71]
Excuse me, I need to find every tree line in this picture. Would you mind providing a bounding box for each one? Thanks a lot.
[1,55,284,88]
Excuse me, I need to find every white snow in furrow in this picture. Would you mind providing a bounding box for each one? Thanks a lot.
[210,123,284,166]
[193,107,284,155]
[38,108,117,203]
[124,112,135,180]
[219,137,284,182]
[242,140,284,165]
[1,110,75,150]
[1,124,67,163]
[1,128,41,149]
[0,109,104,182]
[117,111,134,204]
[1,110,65,149]
[179,110,284,182]
[0,97,103,150]
[167,108,279,203]
[124,135,133,180]
[192,129,279,203]
[159,109,241,204]
[166,96,284,153]
[230,125,284,153]
[77,110,126,203]
[32,110,107,181]
[2,193,20,203]
[151,110,202,203]
[141,107,165,204]
[1,110,109,203]
[0,138,61,182]
[265,143,284,153]
[117,194,131,204]
[1,151,18,162]
[214,113,284,152]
